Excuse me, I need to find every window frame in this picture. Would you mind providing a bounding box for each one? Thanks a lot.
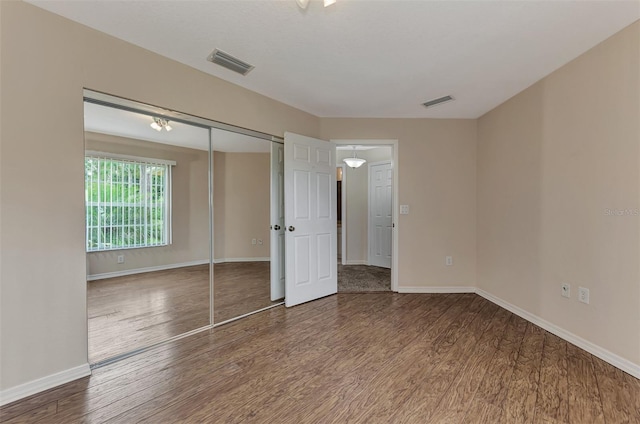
[84,150,176,253]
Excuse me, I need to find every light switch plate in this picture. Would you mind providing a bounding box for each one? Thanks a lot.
[400,205,409,215]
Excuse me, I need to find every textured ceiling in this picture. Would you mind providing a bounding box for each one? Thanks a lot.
[29,0,640,118]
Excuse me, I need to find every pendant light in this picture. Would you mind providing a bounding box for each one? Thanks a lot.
[343,146,366,169]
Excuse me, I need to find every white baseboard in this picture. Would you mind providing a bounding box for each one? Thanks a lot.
[397,286,476,294]
[476,288,640,379]
[213,257,270,264]
[0,363,91,406]
[344,260,368,265]
[87,260,209,281]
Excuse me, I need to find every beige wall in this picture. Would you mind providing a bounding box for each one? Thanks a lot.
[322,120,478,288]
[85,132,209,276]
[337,147,393,263]
[477,22,640,365]
[213,152,270,261]
[0,1,318,392]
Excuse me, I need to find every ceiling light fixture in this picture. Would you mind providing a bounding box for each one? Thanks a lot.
[150,117,172,132]
[295,0,336,9]
[295,0,310,8]
[343,146,366,169]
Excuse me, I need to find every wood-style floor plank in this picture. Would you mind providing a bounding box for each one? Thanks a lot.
[112,294,420,423]
[271,294,467,424]
[626,371,640,424]
[592,356,635,424]
[137,294,433,423]
[501,322,545,423]
[41,296,385,424]
[473,313,529,409]
[88,262,278,364]
[388,299,501,423]
[567,342,605,424]
[534,332,569,423]
[2,293,638,424]
[427,307,512,423]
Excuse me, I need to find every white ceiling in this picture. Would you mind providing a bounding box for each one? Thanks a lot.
[32,1,640,119]
[84,102,271,152]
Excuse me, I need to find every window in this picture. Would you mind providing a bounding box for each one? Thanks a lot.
[85,152,175,252]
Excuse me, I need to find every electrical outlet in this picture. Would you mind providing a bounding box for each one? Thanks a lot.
[257,239,263,245]
[561,283,570,298]
[117,255,125,264]
[252,238,257,245]
[578,287,590,304]
[445,256,453,266]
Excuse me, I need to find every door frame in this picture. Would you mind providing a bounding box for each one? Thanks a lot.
[336,163,347,266]
[367,160,393,268]
[270,141,285,301]
[331,139,399,292]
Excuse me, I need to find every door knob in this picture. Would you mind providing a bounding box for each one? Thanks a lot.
[273,225,281,230]
[288,226,295,232]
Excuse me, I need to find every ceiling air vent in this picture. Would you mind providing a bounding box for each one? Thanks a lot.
[207,49,254,76]
[422,95,454,109]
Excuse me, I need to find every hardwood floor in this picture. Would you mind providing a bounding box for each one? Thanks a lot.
[88,265,210,364]
[88,262,278,363]
[213,262,281,323]
[3,293,638,423]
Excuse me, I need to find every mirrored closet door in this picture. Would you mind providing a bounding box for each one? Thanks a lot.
[211,130,284,324]
[83,91,286,365]
[84,100,211,364]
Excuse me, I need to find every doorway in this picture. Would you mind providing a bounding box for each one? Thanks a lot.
[333,140,399,293]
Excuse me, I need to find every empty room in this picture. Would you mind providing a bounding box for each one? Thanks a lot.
[1,1,639,423]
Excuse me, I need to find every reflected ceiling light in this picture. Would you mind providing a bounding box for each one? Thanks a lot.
[343,146,366,169]
[150,117,172,132]
[324,0,336,6]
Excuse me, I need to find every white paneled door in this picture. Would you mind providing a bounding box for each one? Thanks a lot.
[270,142,285,301]
[369,161,393,268]
[284,132,337,307]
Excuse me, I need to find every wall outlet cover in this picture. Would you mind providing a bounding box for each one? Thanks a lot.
[578,287,590,304]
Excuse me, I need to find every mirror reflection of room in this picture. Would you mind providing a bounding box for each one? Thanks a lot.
[212,130,283,323]
[336,145,393,293]
[84,102,210,364]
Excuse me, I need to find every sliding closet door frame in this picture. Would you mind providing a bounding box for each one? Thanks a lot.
[84,89,285,368]
[209,128,215,326]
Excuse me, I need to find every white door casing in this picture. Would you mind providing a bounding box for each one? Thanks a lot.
[369,161,392,268]
[270,142,285,301]
[337,164,347,266]
[284,132,337,307]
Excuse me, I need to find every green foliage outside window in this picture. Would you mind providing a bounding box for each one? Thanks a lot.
[85,157,168,251]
